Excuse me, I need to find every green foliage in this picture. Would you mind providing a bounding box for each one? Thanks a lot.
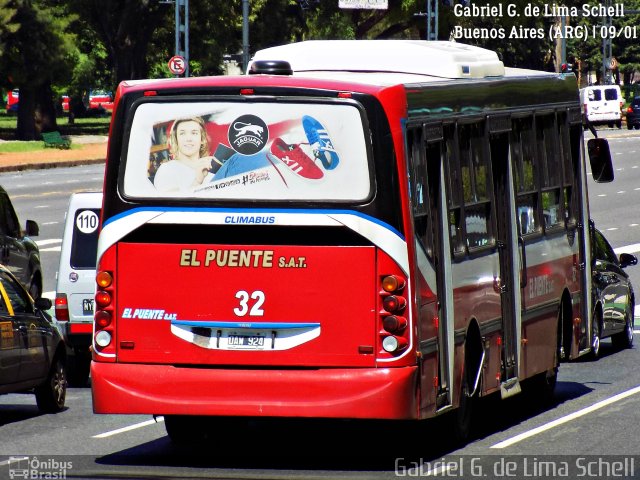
[301,0,423,40]
[0,140,47,152]
[0,0,18,58]
[567,0,640,86]
[0,1,78,89]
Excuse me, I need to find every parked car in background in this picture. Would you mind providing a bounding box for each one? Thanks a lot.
[55,192,101,386]
[61,95,70,113]
[5,89,70,114]
[5,89,19,112]
[0,264,66,412]
[580,85,623,128]
[625,96,640,130]
[0,186,42,299]
[89,90,113,112]
[590,221,637,359]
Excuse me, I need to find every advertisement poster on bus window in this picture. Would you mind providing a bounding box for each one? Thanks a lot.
[122,102,371,201]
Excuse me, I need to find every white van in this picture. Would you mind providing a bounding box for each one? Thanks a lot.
[55,191,102,386]
[580,85,623,128]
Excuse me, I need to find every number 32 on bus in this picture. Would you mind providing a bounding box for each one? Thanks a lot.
[90,40,614,443]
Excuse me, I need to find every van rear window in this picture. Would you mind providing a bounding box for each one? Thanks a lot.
[604,88,619,101]
[70,208,100,269]
[122,101,371,202]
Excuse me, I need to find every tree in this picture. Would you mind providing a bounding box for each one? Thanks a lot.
[0,0,78,139]
[65,0,168,88]
[300,0,423,40]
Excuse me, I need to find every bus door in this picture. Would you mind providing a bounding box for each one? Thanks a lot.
[488,116,522,398]
[410,123,455,412]
[567,109,592,357]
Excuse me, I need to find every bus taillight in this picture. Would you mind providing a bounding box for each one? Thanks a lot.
[382,275,406,292]
[379,273,409,355]
[382,335,408,353]
[95,310,112,328]
[383,315,407,333]
[96,271,113,288]
[94,269,115,355]
[383,295,406,312]
[95,290,111,308]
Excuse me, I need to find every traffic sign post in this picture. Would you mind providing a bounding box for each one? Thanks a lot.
[168,55,186,76]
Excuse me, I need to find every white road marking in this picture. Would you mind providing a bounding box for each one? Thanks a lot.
[491,385,640,449]
[92,417,164,438]
[39,246,61,252]
[35,238,62,246]
[615,243,640,254]
[0,456,28,466]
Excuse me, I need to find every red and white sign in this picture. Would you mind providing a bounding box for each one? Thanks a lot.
[168,55,186,75]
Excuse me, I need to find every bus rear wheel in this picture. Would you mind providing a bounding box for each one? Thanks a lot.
[164,415,208,444]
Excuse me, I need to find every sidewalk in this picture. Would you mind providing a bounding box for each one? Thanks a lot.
[0,135,107,173]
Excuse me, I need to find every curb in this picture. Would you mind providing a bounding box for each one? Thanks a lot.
[0,158,105,173]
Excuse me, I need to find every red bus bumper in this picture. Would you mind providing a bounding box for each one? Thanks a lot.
[91,362,419,419]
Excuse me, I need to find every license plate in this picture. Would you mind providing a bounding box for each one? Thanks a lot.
[227,334,266,349]
[82,299,94,314]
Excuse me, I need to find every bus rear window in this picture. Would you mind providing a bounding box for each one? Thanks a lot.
[122,101,371,201]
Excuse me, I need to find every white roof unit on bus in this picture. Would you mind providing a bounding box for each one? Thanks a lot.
[250,40,505,79]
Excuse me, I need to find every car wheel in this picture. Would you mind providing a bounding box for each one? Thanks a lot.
[164,415,211,444]
[35,358,67,413]
[613,304,634,349]
[590,314,601,359]
[617,121,622,129]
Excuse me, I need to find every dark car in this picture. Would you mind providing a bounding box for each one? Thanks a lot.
[0,186,42,299]
[626,96,640,130]
[625,97,640,130]
[590,222,637,358]
[0,264,67,412]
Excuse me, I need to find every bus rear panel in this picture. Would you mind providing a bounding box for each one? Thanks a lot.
[91,82,419,419]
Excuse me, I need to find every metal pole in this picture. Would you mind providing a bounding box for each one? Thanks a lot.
[426,0,437,40]
[185,0,189,77]
[242,0,250,73]
[174,0,179,61]
[560,16,566,68]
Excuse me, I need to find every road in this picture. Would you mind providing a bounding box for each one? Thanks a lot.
[1,133,640,478]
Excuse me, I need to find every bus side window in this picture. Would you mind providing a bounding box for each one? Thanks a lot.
[444,127,465,256]
[561,113,581,227]
[459,123,494,250]
[407,127,434,259]
[511,117,540,236]
[537,114,562,230]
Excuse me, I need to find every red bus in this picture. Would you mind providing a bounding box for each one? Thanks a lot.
[91,40,613,442]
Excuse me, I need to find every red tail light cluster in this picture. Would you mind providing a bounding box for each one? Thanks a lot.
[55,294,69,322]
[379,274,408,354]
[94,270,115,356]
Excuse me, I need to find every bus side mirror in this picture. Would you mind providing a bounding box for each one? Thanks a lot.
[587,138,614,183]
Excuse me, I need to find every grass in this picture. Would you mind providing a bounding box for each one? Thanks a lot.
[0,112,111,140]
[0,140,82,153]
